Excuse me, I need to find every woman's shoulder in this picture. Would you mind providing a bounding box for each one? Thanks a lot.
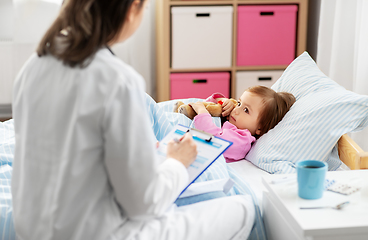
[93,48,136,73]
[91,48,145,87]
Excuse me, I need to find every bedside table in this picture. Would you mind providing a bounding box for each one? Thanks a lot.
[262,170,368,240]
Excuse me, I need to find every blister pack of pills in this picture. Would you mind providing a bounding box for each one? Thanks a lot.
[327,181,361,195]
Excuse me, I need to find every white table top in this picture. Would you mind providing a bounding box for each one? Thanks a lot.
[263,170,368,238]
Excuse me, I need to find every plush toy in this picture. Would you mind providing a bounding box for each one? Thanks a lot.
[173,99,238,120]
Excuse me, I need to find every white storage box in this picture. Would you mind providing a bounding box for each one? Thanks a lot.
[235,70,283,99]
[171,6,233,69]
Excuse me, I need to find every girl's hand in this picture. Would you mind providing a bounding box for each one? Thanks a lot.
[166,133,197,168]
[190,102,208,115]
[220,98,235,117]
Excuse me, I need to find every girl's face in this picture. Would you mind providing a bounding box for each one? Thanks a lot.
[228,91,263,136]
[114,0,149,44]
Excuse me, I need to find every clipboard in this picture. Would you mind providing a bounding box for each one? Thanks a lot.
[156,124,233,197]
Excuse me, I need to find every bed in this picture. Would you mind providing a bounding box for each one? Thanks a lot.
[1,52,368,240]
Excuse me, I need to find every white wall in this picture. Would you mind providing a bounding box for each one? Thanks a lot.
[0,0,62,118]
[0,0,15,117]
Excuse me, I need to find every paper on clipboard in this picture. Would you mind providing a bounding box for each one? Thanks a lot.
[156,124,233,196]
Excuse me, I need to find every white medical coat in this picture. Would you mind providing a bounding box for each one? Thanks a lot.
[12,48,189,240]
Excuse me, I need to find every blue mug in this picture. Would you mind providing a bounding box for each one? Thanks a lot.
[296,160,328,199]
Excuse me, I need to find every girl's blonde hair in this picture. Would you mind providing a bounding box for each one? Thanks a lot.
[247,85,295,138]
[37,0,145,68]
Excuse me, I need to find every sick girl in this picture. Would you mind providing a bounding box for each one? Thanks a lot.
[191,85,296,162]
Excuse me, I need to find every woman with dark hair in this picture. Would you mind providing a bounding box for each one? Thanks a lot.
[11,0,255,239]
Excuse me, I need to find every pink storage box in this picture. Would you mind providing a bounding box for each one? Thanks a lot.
[237,5,298,66]
[170,72,230,100]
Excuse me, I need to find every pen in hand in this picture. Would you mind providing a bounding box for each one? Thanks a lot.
[173,135,185,143]
[173,133,189,143]
[167,133,197,168]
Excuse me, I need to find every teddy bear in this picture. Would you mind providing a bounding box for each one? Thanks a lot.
[173,98,238,120]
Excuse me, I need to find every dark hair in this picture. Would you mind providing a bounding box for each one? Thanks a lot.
[37,0,145,67]
[247,85,296,138]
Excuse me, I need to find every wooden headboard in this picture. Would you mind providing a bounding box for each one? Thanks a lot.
[338,134,368,170]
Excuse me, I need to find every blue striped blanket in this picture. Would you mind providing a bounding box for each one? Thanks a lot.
[0,119,15,240]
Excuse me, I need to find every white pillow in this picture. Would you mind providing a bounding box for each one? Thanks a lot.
[245,52,368,174]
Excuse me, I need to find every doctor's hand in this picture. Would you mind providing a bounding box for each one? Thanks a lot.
[167,133,197,168]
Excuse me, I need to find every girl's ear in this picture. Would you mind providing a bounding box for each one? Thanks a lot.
[255,128,261,136]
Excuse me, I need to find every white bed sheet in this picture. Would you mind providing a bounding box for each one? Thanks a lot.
[228,160,272,214]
